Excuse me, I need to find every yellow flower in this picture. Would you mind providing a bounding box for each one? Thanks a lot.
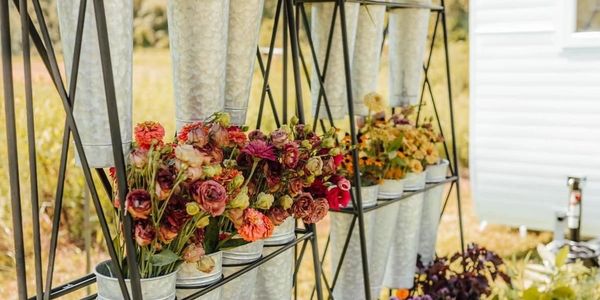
[364,92,387,113]
[413,150,425,160]
[409,159,423,173]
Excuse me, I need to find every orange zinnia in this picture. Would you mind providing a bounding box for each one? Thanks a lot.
[396,289,410,300]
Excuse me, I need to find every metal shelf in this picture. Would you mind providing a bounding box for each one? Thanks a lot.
[295,0,444,11]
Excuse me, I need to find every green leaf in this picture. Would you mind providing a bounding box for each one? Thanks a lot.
[551,286,575,299]
[555,245,569,268]
[149,249,179,266]
[522,286,541,300]
[203,217,220,254]
[218,238,248,250]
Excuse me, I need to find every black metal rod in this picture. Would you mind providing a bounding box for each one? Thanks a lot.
[296,0,444,11]
[440,0,465,254]
[92,0,143,297]
[283,0,289,124]
[257,0,283,129]
[29,274,96,300]
[424,75,453,174]
[19,0,43,297]
[439,182,454,220]
[256,48,282,127]
[285,0,306,124]
[336,1,371,298]
[1,1,28,298]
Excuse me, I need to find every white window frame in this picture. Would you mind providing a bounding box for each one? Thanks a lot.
[559,0,600,48]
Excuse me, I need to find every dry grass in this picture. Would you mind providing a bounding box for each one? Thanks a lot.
[0,49,548,299]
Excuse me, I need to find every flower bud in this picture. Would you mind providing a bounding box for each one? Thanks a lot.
[230,189,250,209]
[322,137,335,148]
[279,195,294,210]
[223,159,237,168]
[301,140,312,149]
[196,215,210,228]
[231,174,245,189]
[305,175,315,185]
[255,192,275,210]
[202,164,221,178]
[186,202,201,216]
[197,255,216,273]
[215,112,230,127]
[329,147,342,156]
[290,115,299,125]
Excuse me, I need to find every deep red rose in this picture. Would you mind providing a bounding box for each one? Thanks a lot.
[134,220,155,247]
[126,189,152,219]
[192,180,227,216]
[326,187,350,211]
[308,178,327,198]
[333,154,344,167]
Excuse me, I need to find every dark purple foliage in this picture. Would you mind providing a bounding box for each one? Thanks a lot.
[408,244,511,300]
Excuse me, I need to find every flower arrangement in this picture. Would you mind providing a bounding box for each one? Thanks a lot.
[108,113,346,279]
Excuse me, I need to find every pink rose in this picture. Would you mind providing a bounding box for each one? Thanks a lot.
[248,130,267,141]
[192,180,227,216]
[270,129,289,148]
[289,178,305,197]
[336,177,351,192]
[304,198,329,224]
[292,193,313,220]
[175,144,206,168]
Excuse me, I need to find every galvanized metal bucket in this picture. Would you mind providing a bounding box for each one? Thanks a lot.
[378,179,405,199]
[347,185,380,208]
[252,246,295,300]
[265,217,296,246]
[388,0,431,107]
[330,190,377,300]
[369,201,401,299]
[94,260,177,300]
[224,0,265,125]
[175,285,222,300]
[222,262,260,299]
[168,0,229,129]
[425,159,449,183]
[383,192,425,289]
[222,240,264,265]
[175,251,223,299]
[418,185,445,265]
[352,4,386,116]
[311,2,360,120]
[57,0,132,168]
[404,172,427,191]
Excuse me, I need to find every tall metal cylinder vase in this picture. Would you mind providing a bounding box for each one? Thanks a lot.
[175,251,223,300]
[383,193,424,289]
[224,0,265,125]
[222,240,263,298]
[369,201,401,299]
[351,4,386,116]
[388,0,431,107]
[330,185,378,300]
[252,218,295,300]
[168,0,229,129]
[57,0,133,168]
[311,2,359,120]
[418,185,444,266]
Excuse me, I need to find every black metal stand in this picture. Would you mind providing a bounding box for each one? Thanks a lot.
[1,0,463,299]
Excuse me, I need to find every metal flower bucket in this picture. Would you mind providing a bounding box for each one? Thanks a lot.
[222,240,264,265]
[369,201,401,299]
[175,251,223,300]
[167,0,229,129]
[418,185,444,265]
[388,0,432,107]
[378,179,405,199]
[351,4,386,116]
[224,0,265,125]
[311,2,360,120]
[265,217,296,246]
[383,192,425,289]
[330,186,378,300]
[425,159,449,183]
[252,246,295,300]
[94,260,177,300]
[347,185,380,208]
[404,172,427,191]
[57,0,132,168]
[222,262,260,299]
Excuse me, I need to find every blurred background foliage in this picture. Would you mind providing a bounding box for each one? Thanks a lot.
[0,0,470,295]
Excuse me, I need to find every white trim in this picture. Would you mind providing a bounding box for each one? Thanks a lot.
[558,0,600,48]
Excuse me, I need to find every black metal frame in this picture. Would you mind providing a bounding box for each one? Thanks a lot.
[2,0,463,299]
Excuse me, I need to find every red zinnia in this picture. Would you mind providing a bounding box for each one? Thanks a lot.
[134,121,165,149]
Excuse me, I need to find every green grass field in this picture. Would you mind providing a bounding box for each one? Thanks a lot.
[0,48,550,299]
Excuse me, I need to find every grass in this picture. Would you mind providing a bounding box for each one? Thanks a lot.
[0,47,549,299]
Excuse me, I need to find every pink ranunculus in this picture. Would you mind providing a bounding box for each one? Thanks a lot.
[248,130,267,141]
[126,189,152,220]
[242,139,276,161]
[192,180,227,217]
[155,167,175,200]
[237,208,274,242]
[158,223,178,244]
[270,129,289,148]
[129,148,148,169]
[175,144,206,168]
[182,243,206,263]
[134,220,155,247]
[304,198,329,224]
[292,193,313,220]
[267,206,290,226]
[282,143,300,168]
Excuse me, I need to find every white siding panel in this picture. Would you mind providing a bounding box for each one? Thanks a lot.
[470,0,600,236]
